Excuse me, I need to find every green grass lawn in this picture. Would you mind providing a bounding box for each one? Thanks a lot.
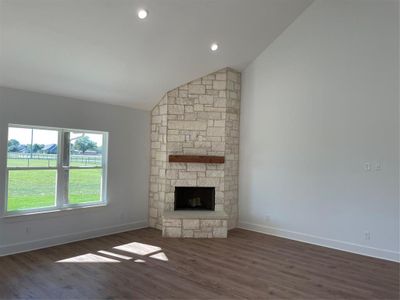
[7,158,102,212]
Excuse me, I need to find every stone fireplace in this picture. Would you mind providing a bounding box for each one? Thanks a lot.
[149,68,241,238]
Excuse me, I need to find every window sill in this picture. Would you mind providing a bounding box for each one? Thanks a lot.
[1,202,108,222]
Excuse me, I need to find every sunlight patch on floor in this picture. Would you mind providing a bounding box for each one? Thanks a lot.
[113,242,161,256]
[149,252,169,261]
[56,242,167,264]
[57,253,120,263]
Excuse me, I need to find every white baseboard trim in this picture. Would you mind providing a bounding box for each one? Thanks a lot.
[0,220,148,257]
[238,221,400,262]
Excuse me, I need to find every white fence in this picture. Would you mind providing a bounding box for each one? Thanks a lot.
[7,153,102,166]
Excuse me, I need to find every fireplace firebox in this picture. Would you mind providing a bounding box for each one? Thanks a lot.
[174,187,215,211]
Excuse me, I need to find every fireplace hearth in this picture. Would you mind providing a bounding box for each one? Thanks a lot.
[174,187,215,211]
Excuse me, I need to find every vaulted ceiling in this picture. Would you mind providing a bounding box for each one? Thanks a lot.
[0,0,312,110]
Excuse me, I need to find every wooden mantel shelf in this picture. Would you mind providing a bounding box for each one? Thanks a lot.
[169,155,225,164]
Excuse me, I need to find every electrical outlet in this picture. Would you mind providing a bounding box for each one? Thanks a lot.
[364,231,371,240]
[364,162,371,171]
[375,162,382,171]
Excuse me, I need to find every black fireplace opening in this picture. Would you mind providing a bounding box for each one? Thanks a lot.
[174,187,215,211]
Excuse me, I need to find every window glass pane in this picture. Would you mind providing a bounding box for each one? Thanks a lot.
[7,170,57,211]
[7,127,58,168]
[68,169,102,204]
[68,132,103,167]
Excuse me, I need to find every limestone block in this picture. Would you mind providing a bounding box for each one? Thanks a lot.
[166,170,178,179]
[214,120,225,127]
[197,112,221,120]
[165,193,174,203]
[202,79,213,85]
[167,142,182,152]
[179,171,197,180]
[204,106,225,113]
[163,219,181,227]
[184,113,196,120]
[169,121,207,130]
[149,218,157,228]
[175,179,196,186]
[160,105,168,115]
[197,177,219,187]
[185,106,194,113]
[183,148,207,155]
[169,105,184,115]
[152,106,160,116]
[199,95,214,105]
[211,142,225,152]
[167,89,178,98]
[179,84,188,90]
[213,227,227,238]
[152,115,162,124]
[163,227,182,238]
[216,72,227,81]
[188,84,205,94]
[179,90,188,97]
[182,230,194,238]
[206,170,224,177]
[167,135,185,142]
[187,164,206,172]
[150,183,158,192]
[206,90,219,96]
[201,220,221,227]
[151,142,161,149]
[183,219,200,230]
[227,71,240,82]
[194,141,211,148]
[213,80,227,90]
[149,208,158,218]
[215,204,224,211]
[207,127,225,137]
[169,163,186,169]
[194,104,204,112]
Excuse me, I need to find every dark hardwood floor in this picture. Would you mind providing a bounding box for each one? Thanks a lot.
[0,228,398,299]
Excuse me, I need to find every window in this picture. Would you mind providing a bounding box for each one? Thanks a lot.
[5,124,108,215]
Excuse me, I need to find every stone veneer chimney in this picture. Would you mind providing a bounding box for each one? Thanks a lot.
[149,68,241,238]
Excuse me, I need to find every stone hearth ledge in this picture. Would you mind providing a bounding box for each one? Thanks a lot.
[162,211,228,238]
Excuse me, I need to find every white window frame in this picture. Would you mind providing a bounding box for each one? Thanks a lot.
[3,124,108,217]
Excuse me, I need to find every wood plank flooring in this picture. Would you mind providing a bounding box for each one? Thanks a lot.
[0,228,398,299]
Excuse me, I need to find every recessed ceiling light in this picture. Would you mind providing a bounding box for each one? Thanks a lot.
[138,9,148,19]
[210,43,219,52]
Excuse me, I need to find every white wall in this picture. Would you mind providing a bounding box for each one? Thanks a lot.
[0,87,150,255]
[239,0,399,261]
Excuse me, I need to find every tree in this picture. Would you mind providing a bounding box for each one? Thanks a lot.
[27,144,45,153]
[74,136,97,154]
[7,139,20,152]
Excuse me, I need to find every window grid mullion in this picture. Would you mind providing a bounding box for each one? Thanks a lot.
[56,129,65,209]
